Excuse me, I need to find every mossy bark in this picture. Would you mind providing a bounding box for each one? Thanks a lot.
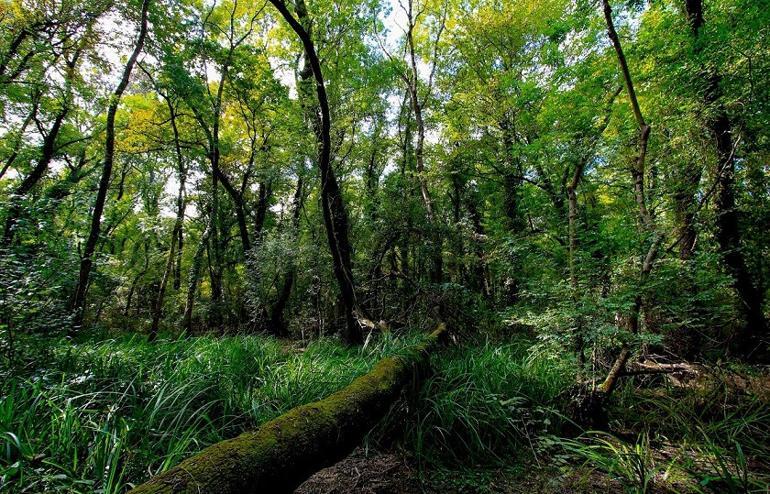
[128,323,446,494]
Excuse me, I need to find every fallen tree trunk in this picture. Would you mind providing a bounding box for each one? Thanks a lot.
[129,323,447,494]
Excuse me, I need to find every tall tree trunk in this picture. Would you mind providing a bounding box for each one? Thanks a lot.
[207,96,225,327]
[270,0,361,344]
[270,178,304,336]
[70,0,150,331]
[669,0,704,262]
[149,228,178,341]
[183,225,210,336]
[124,241,150,317]
[3,109,69,245]
[216,169,251,252]
[2,26,91,243]
[174,223,184,290]
[594,0,662,405]
[403,0,443,283]
[500,115,524,304]
[3,107,67,243]
[672,164,701,261]
[254,182,270,239]
[168,103,186,292]
[0,29,30,80]
[0,93,39,181]
[465,191,491,298]
[149,101,187,341]
[604,0,661,311]
[397,94,413,285]
[208,175,224,327]
[684,0,767,358]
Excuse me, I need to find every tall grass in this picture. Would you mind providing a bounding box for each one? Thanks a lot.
[548,368,770,493]
[396,338,574,466]
[551,432,662,494]
[0,332,419,493]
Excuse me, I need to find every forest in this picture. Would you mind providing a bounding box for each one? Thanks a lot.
[0,0,768,492]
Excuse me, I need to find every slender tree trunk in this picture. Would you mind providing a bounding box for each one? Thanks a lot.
[566,182,585,369]
[254,182,270,240]
[167,103,187,292]
[684,0,767,358]
[0,29,30,80]
[568,89,621,370]
[125,241,150,316]
[0,94,39,180]
[149,111,186,340]
[70,0,150,331]
[403,0,443,283]
[397,95,413,285]
[207,136,224,326]
[183,226,210,336]
[3,108,67,243]
[500,116,524,304]
[3,29,90,243]
[174,224,184,290]
[465,192,491,298]
[216,169,251,252]
[44,149,90,203]
[673,169,700,261]
[149,229,178,341]
[270,0,361,344]
[270,178,304,336]
[594,0,661,403]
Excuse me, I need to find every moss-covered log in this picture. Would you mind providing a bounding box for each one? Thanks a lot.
[128,323,447,494]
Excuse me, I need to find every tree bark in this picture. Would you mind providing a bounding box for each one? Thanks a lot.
[70,0,150,331]
[684,0,767,358]
[271,0,361,344]
[402,0,444,284]
[254,181,271,240]
[566,88,620,373]
[146,90,188,341]
[2,19,94,243]
[124,242,150,317]
[0,29,30,80]
[464,190,491,298]
[500,115,524,304]
[2,108,67,243]
[0,93,39,181]
[149,229,177,342]
[593,0,661,399]
[216,168,251,252]
[182,225,210,336]
[270,178,304,336]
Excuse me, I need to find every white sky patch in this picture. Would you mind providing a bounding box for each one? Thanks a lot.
[269,55,297,98]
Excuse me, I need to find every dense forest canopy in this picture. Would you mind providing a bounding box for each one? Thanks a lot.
[0,0,768,491]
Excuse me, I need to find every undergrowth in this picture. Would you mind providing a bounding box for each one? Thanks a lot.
[2,331,769,494]
[393,337,575,466]
[544,370,770,493]
[0,332,420,493]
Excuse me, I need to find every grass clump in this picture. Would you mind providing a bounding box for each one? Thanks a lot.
[398,337,574,466]
[545,368,770,493]
[0,332,418,493]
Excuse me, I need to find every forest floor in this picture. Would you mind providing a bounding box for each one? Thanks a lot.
[300,335,770,493]
[301,457,634,493]
[295,440,768,493]
[1,331,769,493]
[297,448,626,493]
